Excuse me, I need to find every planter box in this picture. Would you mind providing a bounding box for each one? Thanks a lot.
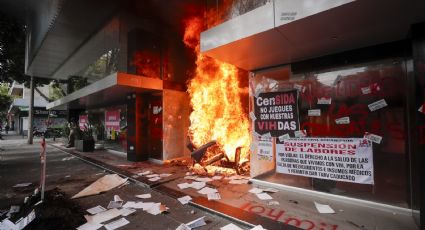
[74,139,95,152]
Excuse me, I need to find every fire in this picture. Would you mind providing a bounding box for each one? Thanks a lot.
[183,17,250,164]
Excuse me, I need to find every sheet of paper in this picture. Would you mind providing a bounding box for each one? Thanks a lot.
[148,177,161,182]
[256,193,273,200]
[314,202,335,214]
[84,208,122,223]
[228,179,249,184]
[268,201,280,206]
[176,224,191,230]
[104,217,129,230]
[250,225,266,230]
[249,112,256,121]
[177,183,191,190]
[220,223,243,230]
[86,205,107,215]
[198,187,218,195]
[13,182,32,188]
[146,174,160,178]
[113,195,123,202]
[107,201,123,209]
[140,202,156,211]
[317,97,332,105]
[212,176,223,180]
[72,174,128,199]
[361,86,371,94]
[207,193,221,200]
[195,177,213,182]
[335,117,350,124]
[138,171,151,176]
[184,176,198,180]
[135,194,151,199]
[190,182,206,190]
[308,109,321,116]
[160,173,172,178]
[76,222,104,230]
[248,188,263,194]
[120,208,136,217]
[368,99,387,111]
[177,196,192,205]
[278,134,290,142]
[186,216,206,229]
[294,130,307,138]
[122,201,137,209]
[364,133,382,144]
[145,203,166,215]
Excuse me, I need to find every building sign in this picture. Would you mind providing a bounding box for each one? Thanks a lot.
[254,90,299,137]
[34,109,67,117]
[276,138,374,184]
[105,110,120,131]
[79,115,88,130]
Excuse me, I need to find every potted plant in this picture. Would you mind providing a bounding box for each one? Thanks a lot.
[74,124,95,152]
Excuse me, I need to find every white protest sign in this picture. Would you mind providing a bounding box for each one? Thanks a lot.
[276,138,374,184]
[258,139,273,161]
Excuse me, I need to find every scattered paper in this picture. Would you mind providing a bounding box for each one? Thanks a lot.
[122,201,137,209]
[114,195,123,202]
[177,183,191,189]
[278,134,290,142]
[249,188,263,194]
[145,203,168,215]
[207,193,221,200]
[87,205,107,215]
[104,218,129,230]
[335,117,350,124]
[317,97,332,105]
[268,201,280,206]
[77,222,103,230]
[120,208,136,217]
[72,174,128,199]
[148,177,161,182]
[185,172,195,176]
[107,201,123,209]
[221,223,243,230]
[251,225,267,230]
[61,156,75,161]
[308,109,321,116]
[140,202,156,211]
[13,183,32,188]
[137,171,151,176]
[368,99,387,111]
[212,176,223,180]
[294,130,307,138]
[177,196,192,205]
[256,193,273,200]
[15,209,36,230]
[160,173,172,178]
[228,179,249,184]
[176,223,191,230]
[186,216,206,229]
[198,187,218,195]
[184,176,198,180]
[314,202,335,214]
[364,132,382,144]
[361,86,371,94]
[195,177,213,182]
[249,112,256,121]
[146,174,160,178]
[135,194,151,199]
[190,182,206,190]
[262,187,278,193]
[84,208,122,223]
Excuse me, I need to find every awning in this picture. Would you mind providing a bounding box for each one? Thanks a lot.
[46,72,163,110]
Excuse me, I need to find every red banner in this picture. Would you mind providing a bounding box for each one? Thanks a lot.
[79,115,88,130]
[105,110,120,131]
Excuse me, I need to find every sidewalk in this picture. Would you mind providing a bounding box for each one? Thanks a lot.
[50,142,418,230]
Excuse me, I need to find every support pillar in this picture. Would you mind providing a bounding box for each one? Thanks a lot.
[27,76,34,144]
[127,93,149,161]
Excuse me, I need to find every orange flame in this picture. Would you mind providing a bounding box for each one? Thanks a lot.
[183,17,250,163]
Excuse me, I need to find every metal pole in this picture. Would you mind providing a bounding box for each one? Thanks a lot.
[27,76,34,144]
[40,137,46,201]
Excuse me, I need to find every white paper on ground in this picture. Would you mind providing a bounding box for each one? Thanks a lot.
[160,173,172,177]
[104,218,129,230]
[145,203,167,215]
[368,99,387,111]
[122,201,137,209]
[135,194,151,199]
[86,205,107,215]
[267,201,280,206]
[250,225,267,230]
[107,201,123,209]
[140,202,156,211]
[335,117,350,124]
[148,177,161,182]
[138,171,151,176]
[364,132,383,144]
[212,176,223,180]
[72,174,128,199]
[176,223,191,230]
[13,183,32,188]
[314,202,335,214]
[308,109,321,116]
[248,188,263,194]
[84,208,122,223]
[190,182,206,190]
[256,193,273,200]
[76,222,103,230]
[207,193,221,200]
[195,177,213,182]
[228,179,249,184]
[177,183,191,189]
[113,195,123,202]
[317,97,332,105]
[177,196,192,205]
[262,188,278,193]
[184,176,198,180]
[220,223,243,230]
[145,174,160,178]
[120,208,136,217]
[197,187,218,195]
[186,216,206,229]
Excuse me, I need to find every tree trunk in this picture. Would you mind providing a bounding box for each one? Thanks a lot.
[27,76,34,144]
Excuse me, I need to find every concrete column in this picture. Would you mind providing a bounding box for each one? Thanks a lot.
[27,76,34,144]
[127,93,149,161]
